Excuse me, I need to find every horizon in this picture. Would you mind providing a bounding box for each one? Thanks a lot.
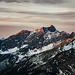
[0,0,75,38]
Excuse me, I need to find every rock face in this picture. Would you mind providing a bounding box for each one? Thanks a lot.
[0,25,75,75]
[0,25,57,51]
[43,25,56,33]
[0,30,31,50]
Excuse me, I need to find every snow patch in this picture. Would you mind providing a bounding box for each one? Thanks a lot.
[16,54,25,63]
[59,69,65,75]
[63,41,75,51]
[73,41,75,49]
[0,47,19,54]
[20,44,28,48]
[27,43,54,56]
[63,45,72,51]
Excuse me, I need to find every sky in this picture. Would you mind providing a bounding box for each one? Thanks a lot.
[0,0,75,38]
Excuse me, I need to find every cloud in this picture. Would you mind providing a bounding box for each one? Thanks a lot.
[0,1,75,38]
[0,2,73,16]
[26,0,64,4]
[55,12,75,19]
[0,0,64,4]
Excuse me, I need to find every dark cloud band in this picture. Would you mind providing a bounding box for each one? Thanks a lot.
[0,0,64,4]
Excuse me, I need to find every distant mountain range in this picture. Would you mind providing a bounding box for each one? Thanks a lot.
[0,25,75,75]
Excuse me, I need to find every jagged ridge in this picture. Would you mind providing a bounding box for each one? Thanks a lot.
[0,25,75,75]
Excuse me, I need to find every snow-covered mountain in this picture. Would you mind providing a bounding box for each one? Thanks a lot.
[0,25,75,75]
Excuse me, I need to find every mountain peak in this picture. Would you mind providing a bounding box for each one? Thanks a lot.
[34,25,56,33]
[50,24,55,27]
[35,25,56,33]
[43,25,56,33]
[15,30,31,35]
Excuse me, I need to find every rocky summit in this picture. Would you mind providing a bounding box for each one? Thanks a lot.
[43,25,56,33]
[0,25,75,75]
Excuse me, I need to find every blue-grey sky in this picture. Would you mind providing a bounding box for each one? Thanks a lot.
[0,0,75,37]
